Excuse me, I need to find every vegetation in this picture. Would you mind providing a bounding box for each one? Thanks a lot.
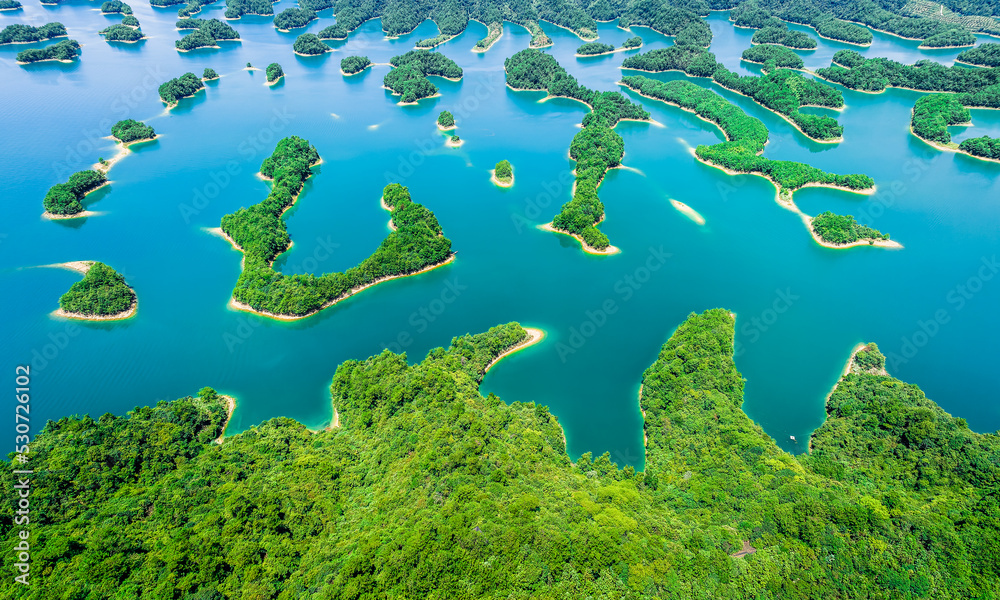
[317,23,347,39]
[111,119,156,144]
[383,50,462,103]
[622,35,642,48]
[920,27,976,47]
[175,18,239,50]
[752,24,817,48]
[1,22,65,44]
[340,54,371,73]
[741,44,804,70]
[911,93,970,145]
[202,67,219,79]
[731,2,873,45]
[812,211,889,245]
[43,170,108,216]
[450,134,461,143]
[100,0,132,13]
[621,76,873,193]
[100,24,144,42]
[121,15,140,27]
[494,159,512,183]
[618,1,712,47]
[58,262,135,317]
[224,0,275,18]
[158,72,205,106]
[473,21,502,51]
[16,39,80,63]
[416,0,467,47]
[6,309,1000,596]
[576,41,615,55]
[818,50,1000,93]
[220,138,453,316]
[0,0,22,8]
[266,62,283,83]
[959,135,1000,160]
[273,7,316,30]
[299,0,333,9]
[293,32,330,55]
[853,342,886,373]
[437,110,454,128]
[621,44,722,77]
[957,42,1000,67]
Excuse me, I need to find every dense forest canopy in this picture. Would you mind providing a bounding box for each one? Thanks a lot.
[340,54,372,73]
[225,0,277,18]
[175,18,240,50]
[4,311,999,596]
[100,0,132,13]
[158,72,205,105]
[266,62,284,82]
[957,42,1000,66]
[273,7,317,30]
[100,24,144,42]
[58,262,136,317]
[42,170,107,216]
[15,39,79,63]
[293,33,332,55]
[811,211,889,244]
[0,22,64,44]
[817,50,1000,93]
[383,50,463,103]
[110,119,156,144]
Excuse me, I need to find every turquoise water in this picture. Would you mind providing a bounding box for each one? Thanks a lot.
[3,5,999,467]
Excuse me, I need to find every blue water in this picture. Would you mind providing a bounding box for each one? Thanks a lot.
[2,5,999,468]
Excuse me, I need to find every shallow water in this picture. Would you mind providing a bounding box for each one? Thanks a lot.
[2,5,998,467]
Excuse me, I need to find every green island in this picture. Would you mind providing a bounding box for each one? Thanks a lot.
[273,7,316,31]
[217,136,453,319]
[910,93,1000,162]
[741,44,804,70]
[158,72,205,107]
[436,109,455,130]
[298,0,332,10]
[505,48,651,253]
[100,24,144,43]
[623,46,846,143]
[121,15,140,27]
[111,118,156,144]
[383,50,463,104]
[473,21,502,52]
[732,3,872,45]
[317,23,347,40]
[811,211,891,247]
[0,22,65,44]
[576,42,615,56]
[175,18,240,51]
[100,0,132,14]
[42,170,108,217]
[6,310,1000,596]
[293,33,331,56]
[415,0,467,48]
[265,62,283,85]
[224,0,275,19]
[816,49,1000,94]
[492,159,513,187]
[56,261,137,320]
[340,54,371,74]
[0,0,22,9]
[751,23,818,49]
[202,67,219,80]
[617,2,712,47]
[957,42,1000,67]
[622,35,642,49]
[448,134,462,147]
[619,76,888,248]
[15,39,79,64]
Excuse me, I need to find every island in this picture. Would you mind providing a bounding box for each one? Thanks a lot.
[121,15,140,28]
[619,76,886,247]
[99,24,144,43]
[273,8,317,32]
[751,23,817,49]
[730,2,872,46]
[294,33,332,56]
[158,72,205,107]
[15,306,1000,597]
[298,0,332,9]
[175,18,240,51]
[447,135,462,148]
[957,43,1000,67]
[506,48,650,253]
[741,44,804,70]
[265,62,283,85]
[815,50,1000,94]
[202,67,219,80]
[491,159,513,187]
[920,28,975,48]
[810,211,896,248]
[55,261,136,320]
[16,39,79,64]
[473,22,502,52]
[224,0,275,19]
[318,24,347,40]
[910,93,1000,163]
[622,35,641,49]
[217,136,454,319]
[0,22,65,44]
[100,0,132,14]
[576,42,615,56]
[341,55,371,75]
[436,110,455,130]
[0,0,22,10]
[42,170,108,218]
[111,119,156,144]
[383,50,463,104]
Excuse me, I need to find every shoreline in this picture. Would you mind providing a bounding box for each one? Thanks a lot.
[415,34,456,49]
[575,45,641,58]
[95,134,159,173]
[538,222,620,255]
[638,383,646,448]
[46,260,138,321]
[446,137,464,148]
[266,74,284,86]
[214,394,237,444]
[470,19,503,53]
[437,122,456,131]
[1,34,68,45]
[482,328,545,374]
[490,168,514,188]
[41,180,112,219]
[909,125,1000,164]
[295,49,330,57]
[670,199,705,225]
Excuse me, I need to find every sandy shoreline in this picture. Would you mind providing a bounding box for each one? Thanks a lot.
[670,199,705,225]
[214,394,237,444]
[266,74,284,86]
[490,168,514,188]
[94,134,158,173]
[45,260,138,320]
[471,19,503,53]
[482,328,545,374]
[539,222,621,255]
[446,137,464,148]
[575,45,641,58]
[437,122,456,131]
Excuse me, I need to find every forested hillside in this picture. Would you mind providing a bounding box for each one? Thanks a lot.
[3,312,998,598]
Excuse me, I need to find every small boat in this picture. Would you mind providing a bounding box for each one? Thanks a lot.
[789,435,796,441]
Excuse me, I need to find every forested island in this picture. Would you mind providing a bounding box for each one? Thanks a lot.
[15,39,79,64]
[910,93,1000,162]
[121,15,140,28]
[224,0,275,19]
[622,45,846,142]
[111,119,156,144]
[56,261,136,320]
[176,18,240,50]
[741,44,804,70]
[5,310,999,596]
[811,211,894,247]
[383,50,463,104]
[293,33,331,56]
[492,159,513,187]
[218,137,454,318]
[576,42,614,56]
[0,22,65,44]
[816,50,1000,94]
[158,72,205,106]
[751,23,817,49]
[317,23,347,40]
[42,170,108,217]
[100,0,131,14]
[265,62,283,85]
[437,110,455,130]
[957,42,1000,67]
[273,7,316,31]
[340,55,371,74]
[0,0,22,9]
[506,48,650,253]
[100,24,144,42]
[202,67,219,80]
